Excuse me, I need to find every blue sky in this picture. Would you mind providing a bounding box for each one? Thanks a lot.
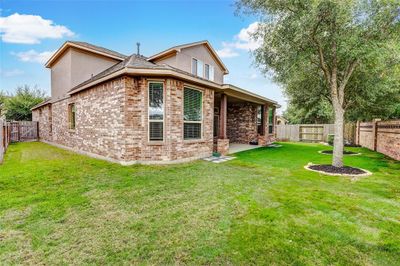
[0,0,286,112]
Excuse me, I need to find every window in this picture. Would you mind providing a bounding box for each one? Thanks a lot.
[205,64,210,80]
[257,105,264,135]
[184,88,203,140]
[68,103,76,130]
[268,108,274,134]
[197,60,203,77]
[192,58,197,75]
[148,82,164,141]
[192,58,205,78]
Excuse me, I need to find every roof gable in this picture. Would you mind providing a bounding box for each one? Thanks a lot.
[147,40,229,74]
[45,41,128,68]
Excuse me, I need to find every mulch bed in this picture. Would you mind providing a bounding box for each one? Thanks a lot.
[308,164,368,175]
[320,150,359,155]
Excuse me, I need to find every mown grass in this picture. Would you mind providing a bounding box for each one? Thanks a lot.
[0,141,399,265]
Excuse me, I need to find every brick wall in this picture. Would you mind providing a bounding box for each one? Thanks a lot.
[34,76,214,164]
[356,119,400,161]
[227,102,258,144]
[32,104,52,142]
[124,77,214,162]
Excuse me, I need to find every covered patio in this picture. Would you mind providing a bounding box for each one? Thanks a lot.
[228,143,262,154]
[213,84,280,155]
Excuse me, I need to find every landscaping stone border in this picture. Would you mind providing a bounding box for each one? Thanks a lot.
[318,150,361,156]
[304,162,372,177]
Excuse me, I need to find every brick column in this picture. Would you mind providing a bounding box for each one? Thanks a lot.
[219,94,227,139]
[217,94,229,155]
[258,104,269,146]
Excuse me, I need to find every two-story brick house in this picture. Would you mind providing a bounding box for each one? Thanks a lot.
[32,40,280,164]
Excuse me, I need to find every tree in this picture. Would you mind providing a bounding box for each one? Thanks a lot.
[0,91,6,117]
[4,85,47,121]
[237,0,400,167]
[284,100,333,124]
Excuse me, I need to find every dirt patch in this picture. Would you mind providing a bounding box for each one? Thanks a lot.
[304,163,372,177]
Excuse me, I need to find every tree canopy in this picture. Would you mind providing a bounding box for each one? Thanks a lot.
[3,85,47,121]
[237,0,400,167]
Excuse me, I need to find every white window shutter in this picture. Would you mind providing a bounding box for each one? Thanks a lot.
[209,65,214,81]
[197,60,204,77]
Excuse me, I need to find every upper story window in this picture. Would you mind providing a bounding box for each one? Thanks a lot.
[192,58,214,81]
[68,103,76,130]
[148,82,164,141]
[205,64,214,81]
[184,87,203,140]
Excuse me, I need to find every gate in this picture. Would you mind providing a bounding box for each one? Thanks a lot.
[299,125,324,142]
[10,121,39,142]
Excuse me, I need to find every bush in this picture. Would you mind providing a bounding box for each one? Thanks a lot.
[327,134,334,146]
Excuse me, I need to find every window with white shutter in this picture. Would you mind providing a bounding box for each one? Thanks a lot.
[148,82,164,141]
[184,88,203,140]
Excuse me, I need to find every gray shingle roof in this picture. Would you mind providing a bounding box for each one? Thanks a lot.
[68,41,128,59]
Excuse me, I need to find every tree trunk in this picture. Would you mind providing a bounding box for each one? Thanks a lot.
[332,105,344,167]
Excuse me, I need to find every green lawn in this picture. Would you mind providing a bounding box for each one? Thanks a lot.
[1,142,399,265]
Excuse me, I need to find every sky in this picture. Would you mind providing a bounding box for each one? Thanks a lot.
[0,0,286,113]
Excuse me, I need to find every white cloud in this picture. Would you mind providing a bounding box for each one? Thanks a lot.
[0,68,24,77]
[13,49,55,64]
[0,13,74,44]
[249,73,258,79]
[216,43,240,58]
[233,22,262,51]
[217,22,262,58]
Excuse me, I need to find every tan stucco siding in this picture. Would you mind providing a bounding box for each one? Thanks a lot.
[50,47,119,101]
[70,48,119,88]
[51,49,72,101]
[155,45,224,84]
[178,45,224,84]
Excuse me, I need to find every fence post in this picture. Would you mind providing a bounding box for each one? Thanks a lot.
[36,121,39,140]
[372,118,381,151]
[355,121,360,145]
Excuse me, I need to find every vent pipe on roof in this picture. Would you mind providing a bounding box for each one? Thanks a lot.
[136,42,140,55]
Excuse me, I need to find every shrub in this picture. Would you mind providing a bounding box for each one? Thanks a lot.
[327,134,334,146]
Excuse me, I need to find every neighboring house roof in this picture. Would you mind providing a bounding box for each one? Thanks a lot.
[147,40,229,74]
[45,41,128,68]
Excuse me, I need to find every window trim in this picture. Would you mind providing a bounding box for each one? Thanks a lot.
[147,80,165,143]
[183,86,204,141]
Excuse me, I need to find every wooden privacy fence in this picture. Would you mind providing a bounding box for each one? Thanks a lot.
[356,119,400,161]
[0,119,11,163]
[277,123,356,143]
[277,124,335,142]
[10,121,39,142]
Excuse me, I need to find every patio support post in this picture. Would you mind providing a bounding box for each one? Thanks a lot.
[217,93,229,155]
[219,93,227,139]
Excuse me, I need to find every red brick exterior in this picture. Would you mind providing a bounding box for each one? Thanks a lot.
[32,104,52,142]
[227,102,258,144]
[33,76,214,164]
